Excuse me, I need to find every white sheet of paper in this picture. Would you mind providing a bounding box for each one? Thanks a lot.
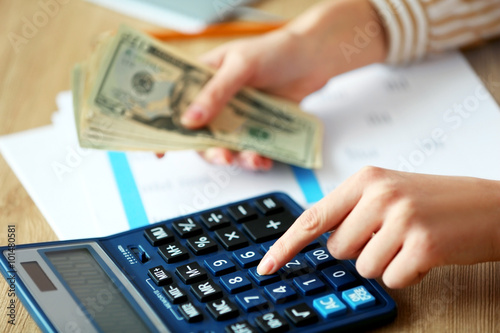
[1,52,499,240]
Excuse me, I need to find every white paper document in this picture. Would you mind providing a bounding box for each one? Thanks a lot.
[1,52,499,240]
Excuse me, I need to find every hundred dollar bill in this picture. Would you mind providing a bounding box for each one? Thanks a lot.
[75,25,323,168]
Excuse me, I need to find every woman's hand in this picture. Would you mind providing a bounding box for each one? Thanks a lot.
[257,166,500,288]
[181,0,387,170]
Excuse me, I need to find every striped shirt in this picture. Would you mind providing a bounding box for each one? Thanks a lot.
[369,0,500,64]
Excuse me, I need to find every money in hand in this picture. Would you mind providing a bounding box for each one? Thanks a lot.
[73,25,323,168]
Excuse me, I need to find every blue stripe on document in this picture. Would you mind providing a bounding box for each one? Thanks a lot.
[290,166,324,204]
[108,152,149,229]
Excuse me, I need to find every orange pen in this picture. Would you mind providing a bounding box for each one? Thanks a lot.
[148,21,286,40]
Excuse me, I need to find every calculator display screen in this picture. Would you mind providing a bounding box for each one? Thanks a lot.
[46,248,151,332]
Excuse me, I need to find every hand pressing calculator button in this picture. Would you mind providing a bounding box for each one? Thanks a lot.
[0,192,396,333]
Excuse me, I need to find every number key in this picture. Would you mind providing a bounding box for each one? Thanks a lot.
[279,257,310,278]
[264,281,297,304]
[204,254,236,276]
[233,246,263,268]
[321,265,356,291]
[235,290,268,312]
[293,274,326,296]
[305,247,335,270]
[220,271,252,294]
[248,267,280,286]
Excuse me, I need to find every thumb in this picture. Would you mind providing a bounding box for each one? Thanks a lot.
[181,52,254,129]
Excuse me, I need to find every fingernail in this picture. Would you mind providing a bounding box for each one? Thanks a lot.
[240,154,259,171]
[181,105,206,127]
[257,157,273,171]
[205,148,230,165]
[257,254,275,275]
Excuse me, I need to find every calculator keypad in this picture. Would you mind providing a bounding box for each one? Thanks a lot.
[131,195,395,332]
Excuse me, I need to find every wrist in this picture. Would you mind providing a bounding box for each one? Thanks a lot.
[285,0,388,74]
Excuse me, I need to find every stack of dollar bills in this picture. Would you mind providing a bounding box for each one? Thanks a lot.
[72,25,323,168]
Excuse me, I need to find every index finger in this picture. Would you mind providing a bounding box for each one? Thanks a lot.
[256,177,363,275]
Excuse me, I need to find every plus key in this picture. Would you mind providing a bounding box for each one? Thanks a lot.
[242,212,295,243]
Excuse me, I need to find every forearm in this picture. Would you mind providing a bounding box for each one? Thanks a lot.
[283,0,388,79]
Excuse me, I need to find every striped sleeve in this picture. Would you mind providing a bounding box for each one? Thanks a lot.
[369,0,500,64]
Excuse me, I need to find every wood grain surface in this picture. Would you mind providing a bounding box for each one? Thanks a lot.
[0,0,499,332]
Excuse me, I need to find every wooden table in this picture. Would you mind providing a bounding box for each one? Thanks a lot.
[0,0,499,332]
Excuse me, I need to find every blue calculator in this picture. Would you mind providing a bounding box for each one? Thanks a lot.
[0,192,396,332]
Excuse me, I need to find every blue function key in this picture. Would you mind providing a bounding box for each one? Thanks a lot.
[200,210,231,230]
[321,265,357,291]
[227,203,258,223]
[235,290,268,312]
[342,286,376,310]
[204,254,236,276]
[279,257,310,278]
[220,271,252,294]
[293,274,326,296]
[172,217,202,238]
[313,294,347,318]
[305,247,336,270]
[264,281,297,304]
[232,246,263,268]
[248,267,280,286]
